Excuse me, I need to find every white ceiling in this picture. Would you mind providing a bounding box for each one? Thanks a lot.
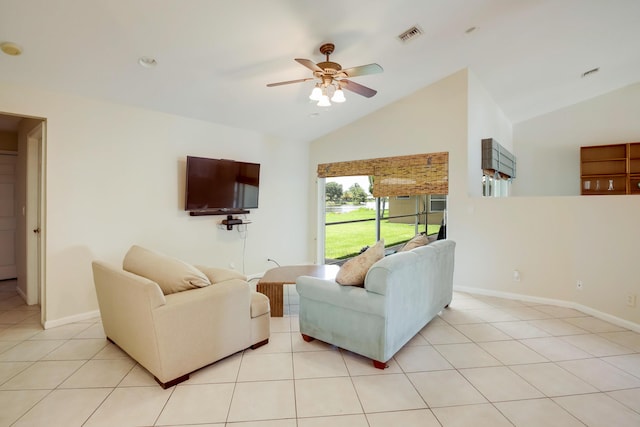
[1,0,639,141]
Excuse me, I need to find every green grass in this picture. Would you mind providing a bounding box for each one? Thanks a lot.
[325,208,440,259]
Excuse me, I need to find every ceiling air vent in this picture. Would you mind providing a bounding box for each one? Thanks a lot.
[398,25,423,43]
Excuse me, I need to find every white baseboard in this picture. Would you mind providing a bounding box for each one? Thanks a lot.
[15,286,27,302]
[44,310,101,330]
[454,286,640,333]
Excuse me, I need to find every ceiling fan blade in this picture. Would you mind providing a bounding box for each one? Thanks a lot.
[340,79,377,98]
[295,58,323,73]
[338,63,383,78]
[266,77,314,87]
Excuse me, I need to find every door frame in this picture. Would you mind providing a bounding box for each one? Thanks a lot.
[25,122,45,323]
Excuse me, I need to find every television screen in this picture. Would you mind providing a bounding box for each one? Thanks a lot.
[185,156,260,212]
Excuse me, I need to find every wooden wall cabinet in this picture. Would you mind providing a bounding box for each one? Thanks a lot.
[580,142,640,195]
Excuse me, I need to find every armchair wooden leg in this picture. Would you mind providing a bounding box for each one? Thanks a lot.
[155,374,189,389]
[250,339,269,350]
[372,360,387,370]
[301,334,315,342]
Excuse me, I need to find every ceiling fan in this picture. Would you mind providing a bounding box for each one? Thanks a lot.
[266,43,383,106]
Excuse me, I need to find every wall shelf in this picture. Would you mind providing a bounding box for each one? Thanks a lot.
[580,142,640,195]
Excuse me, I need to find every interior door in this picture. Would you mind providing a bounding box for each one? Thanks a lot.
[0,154,17,280]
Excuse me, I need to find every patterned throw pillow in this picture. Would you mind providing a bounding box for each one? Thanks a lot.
[335,240,385,286]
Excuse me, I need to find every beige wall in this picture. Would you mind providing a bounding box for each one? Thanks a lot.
[310,69,640,328]
[0,82,311,326]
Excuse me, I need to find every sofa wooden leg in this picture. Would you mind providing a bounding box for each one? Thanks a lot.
[155,373,189,389]
[372,360,387,370]
[301,334,315,342]
[250,339,269,350]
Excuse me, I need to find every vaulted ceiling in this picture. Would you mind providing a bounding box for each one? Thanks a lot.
[1,0,639,140]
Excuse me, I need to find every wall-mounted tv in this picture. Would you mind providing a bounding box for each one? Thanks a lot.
[185,156,260,214]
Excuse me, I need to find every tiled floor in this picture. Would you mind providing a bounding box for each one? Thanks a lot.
[1,279,640,426]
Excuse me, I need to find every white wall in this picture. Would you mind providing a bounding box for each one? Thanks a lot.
[309,69,640,327]
[1,82,310,325]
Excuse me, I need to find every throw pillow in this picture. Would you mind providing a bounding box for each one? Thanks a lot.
[123,245,211,295]
[196,265,247,283]
[336,239,385,286]
[399,233,429,252]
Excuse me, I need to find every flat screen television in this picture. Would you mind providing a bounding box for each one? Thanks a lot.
[185,156,260,214]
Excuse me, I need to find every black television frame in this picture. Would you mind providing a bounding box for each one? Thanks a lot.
[184,156,260,216]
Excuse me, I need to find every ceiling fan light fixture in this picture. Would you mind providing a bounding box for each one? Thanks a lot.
[331,87,346,103]
[309,84,322,101]
[317,94,331,107]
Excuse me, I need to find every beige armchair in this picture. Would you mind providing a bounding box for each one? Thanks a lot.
[92,246,270,388]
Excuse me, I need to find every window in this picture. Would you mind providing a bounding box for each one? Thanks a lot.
[429,195,447,212]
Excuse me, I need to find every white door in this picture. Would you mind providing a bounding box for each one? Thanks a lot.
[0,154,17,280]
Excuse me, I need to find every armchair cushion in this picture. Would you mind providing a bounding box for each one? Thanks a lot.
[196,265,247,283]
[123,245,211,295]
[336,239,384,286]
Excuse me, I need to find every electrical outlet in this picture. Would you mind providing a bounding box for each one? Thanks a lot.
[513,270,521,282]
[626,294,637,307]
[576,280,583,290]
[229,262,236,270]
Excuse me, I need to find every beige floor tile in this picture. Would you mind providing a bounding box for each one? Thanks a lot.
[510,363,597,396]
[156,383,235,425]
[0,339,64,361]
[289,315,300,332]
[341,350,403,376]
[366,409,441,427]
[394,345,453,372]
[448,298,493,310]
[0,310,38,324]
[500,306,553,320]
[490,321,551,339]
[73,323,106,339]
[598,331,640,351]
[564,316,627,333]
[249,331,292,354]
[229,420,296,427]
[495,398,585,427]
[607,388,640,413]
[298,414,367,427]
[351,373,426,413]
[60,358,135,388]
[534,305,586,318]
[559,358,640,391]
[432,403,513,427]
[453,323,512,342]
[437,307,485,325]
[460,366,545,401]
[295,377,363,417]
[0,360,31,384]
[0,389,50,426]
[186,351,242,385]
[270,316,292,333]
[478,340,548,365]
[405,332,429,346]
[118,363,157,386]
[84,386,172,427]
[293,350,348,378]
[0,324,42,341]
[434,343,501,368]
[1,360,83,389]
[520,337,592,361]
[561,333,634,357]
[420,324,471,344]
[602,354,640,377]
[554,392,640,427]
[465,308,519,322]
[408,370,486,407]
[12,387,111,427]
[238,352,293,381]
[42,338,107,360]
[92,341,130,359]
[28,323,92,340]
[528,318,589,336]
[227,380,296,422]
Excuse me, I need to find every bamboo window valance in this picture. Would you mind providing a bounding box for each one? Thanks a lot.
[317,152,448,196]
